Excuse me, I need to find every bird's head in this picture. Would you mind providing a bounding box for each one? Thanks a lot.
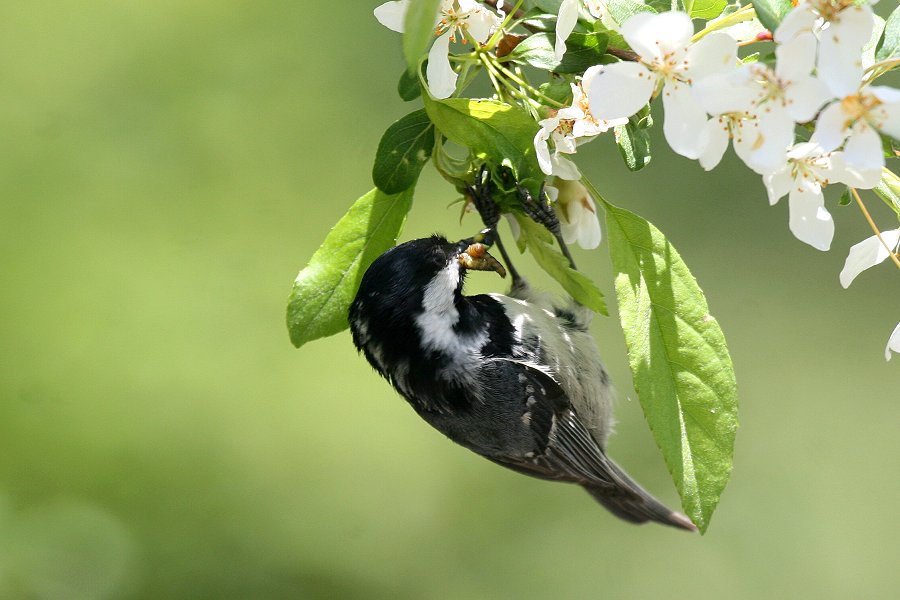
[349,230,505,358]
[356,230,505,305]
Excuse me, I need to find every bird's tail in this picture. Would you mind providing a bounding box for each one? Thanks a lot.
[582,458,697,532]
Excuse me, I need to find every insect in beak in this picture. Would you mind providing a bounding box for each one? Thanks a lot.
[458,230,506,278]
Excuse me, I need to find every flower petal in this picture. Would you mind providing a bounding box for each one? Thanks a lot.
[622,11,693,60]
[553,153,582,180]
[775,31,817,80]
[784,76,833,123]
[763,166,793,205]
[374,0,409,32]
[555,0,580,61]
[822,151,858,188]
[877,101,900,141]
[465,2,501,42]
[692,68,755,115]
[843,126,885,176]
[697,117,730,171]
[886,322,900,361]
[561,194,602,249]
[426,32,457,99]
[686,32,738,80]
[817,5,874,97]
[534,128,553,175]
[774,6,817,44]
[870,85,900,105]
[587,62,655,121]
[812,102,848,152]
[662,82,708,159]
[787,186,834,251]
[744,107,794,174]
[839,228,900,288]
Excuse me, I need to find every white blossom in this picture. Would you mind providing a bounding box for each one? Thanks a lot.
[551,178,602,249]
[696,112,774,173]
[886,322,900,361]
[775,0,877,98]
[587,12,737,159]
[763,142,851,250]
[533,70,625,179]
[374,0,500,99]
[814,85,900,188]
[692,32,832,173]
[534,115,581,180]
[839,228,900,288]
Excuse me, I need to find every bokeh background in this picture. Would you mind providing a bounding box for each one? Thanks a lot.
[2,1,899,598]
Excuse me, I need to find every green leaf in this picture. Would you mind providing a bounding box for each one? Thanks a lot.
[423,96,541,182]
[516,216,608,315]
[750,0,792,32]
[557,32,610,73]
[521,11,558,33]
[402,0,441,72]
[508,31,609,73]
[613,114,652,171]
[286,188,414,348]
[397,69,422,101]
[874,172,900,217]
[863,15,886,70]
[684,0,728,20]
[531,0,564,13]
[838,187,852,207]
[372,110,435,194]
[599,195,738,534]
[875,5,900,62]
[538,80,575,105]
[882,131,900,158]
[644,0,674,12]
[607,0,656,27]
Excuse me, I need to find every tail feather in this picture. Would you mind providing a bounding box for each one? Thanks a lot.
[583,459,697,532]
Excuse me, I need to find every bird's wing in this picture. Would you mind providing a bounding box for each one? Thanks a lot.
[480,359,696,530]
[478,358,622,488]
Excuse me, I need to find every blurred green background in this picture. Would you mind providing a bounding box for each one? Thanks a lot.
[1,2,899,598]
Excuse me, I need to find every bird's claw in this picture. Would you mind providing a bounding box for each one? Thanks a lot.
[517,183,561,236]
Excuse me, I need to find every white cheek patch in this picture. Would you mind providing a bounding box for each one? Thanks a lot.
[414,260,487,359]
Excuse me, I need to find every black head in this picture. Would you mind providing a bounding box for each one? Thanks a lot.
[348,232,504,360]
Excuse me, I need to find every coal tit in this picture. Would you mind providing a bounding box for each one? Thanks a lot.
[348,185,695,531]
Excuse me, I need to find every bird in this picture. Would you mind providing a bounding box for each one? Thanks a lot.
[348,174,696,531]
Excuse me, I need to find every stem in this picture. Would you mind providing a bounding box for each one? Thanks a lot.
[479,52,507,99]
[863,57,900,84]
[863,57,900,74]
[485,0,525,49]
[691,4,757,43]
[852,187,900,272]
[480,53,540,109]
[489,56,565,107]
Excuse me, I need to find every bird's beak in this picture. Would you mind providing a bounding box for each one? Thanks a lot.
[458,229,507,278]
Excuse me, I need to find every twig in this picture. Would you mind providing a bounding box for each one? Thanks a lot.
[605,46,640,62]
